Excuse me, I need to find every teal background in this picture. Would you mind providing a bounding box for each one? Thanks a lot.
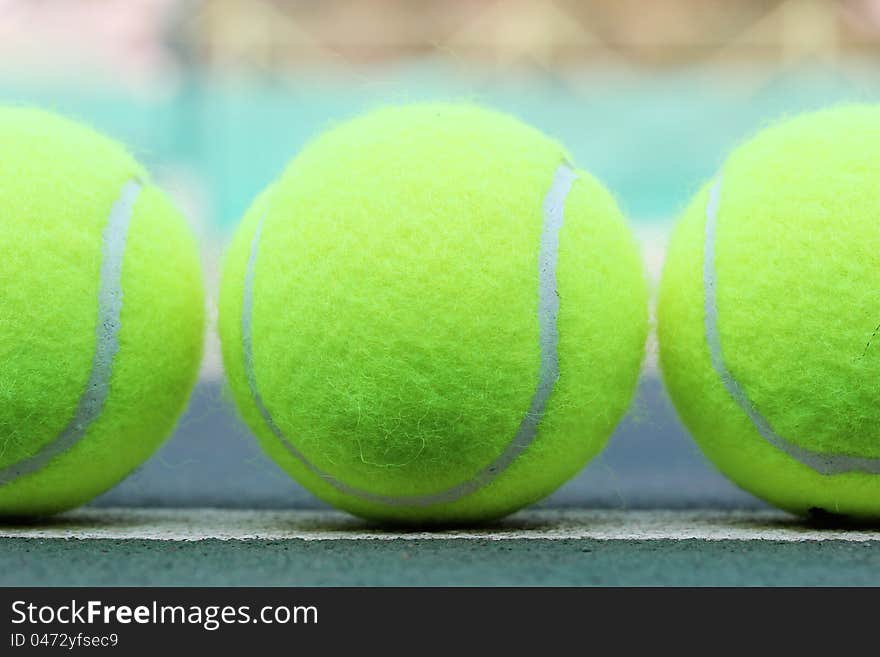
[5,64,880,229]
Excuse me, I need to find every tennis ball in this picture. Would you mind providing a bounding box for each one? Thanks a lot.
[220,103,648,523]
[0,107,204,517]
[658,105,880,520]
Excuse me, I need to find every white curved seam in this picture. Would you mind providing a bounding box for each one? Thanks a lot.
[704,177,880,475]
[241,164,577,506]
[0,180,140,486]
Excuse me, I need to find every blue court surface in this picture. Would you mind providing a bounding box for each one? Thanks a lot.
[4,507,880,586]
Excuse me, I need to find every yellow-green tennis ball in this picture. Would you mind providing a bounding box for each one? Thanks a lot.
[0,108,204,517]
[220,103,648,523]
[658,105,880,520]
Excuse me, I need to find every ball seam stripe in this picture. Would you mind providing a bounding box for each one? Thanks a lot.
[704,177,880,475]
[241,162,576,507]
[0,179,141,486]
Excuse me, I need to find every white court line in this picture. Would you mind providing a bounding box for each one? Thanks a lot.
[1,509,880,543]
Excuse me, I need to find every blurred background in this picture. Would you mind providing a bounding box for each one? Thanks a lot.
[3,0,880,511]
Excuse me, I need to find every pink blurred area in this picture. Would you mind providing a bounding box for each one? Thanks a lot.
[0,0,178,82]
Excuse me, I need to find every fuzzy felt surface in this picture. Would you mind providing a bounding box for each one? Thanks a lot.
[0,108,205,516]
[220,103,647,523]
[658,105,880,519]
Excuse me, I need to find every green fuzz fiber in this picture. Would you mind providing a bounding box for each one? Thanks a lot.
[0,108,204,517]
[220,103,647,524]
[659,105,880,520]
